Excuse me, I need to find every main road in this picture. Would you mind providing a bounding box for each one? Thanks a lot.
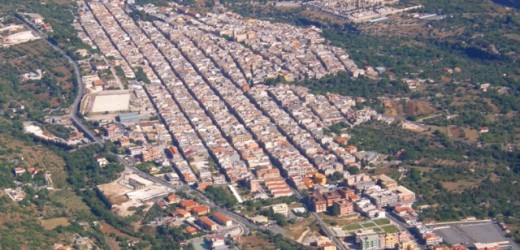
[15,13,102,144]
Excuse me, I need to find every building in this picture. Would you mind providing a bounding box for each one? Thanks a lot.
[205,235,227,250]
[382,233,398,249]
[128,178,147,190]
[376,174,398,189]
[333,200,354,216]
[270,203,290,217]
[185,226,198,235]
[316,236,336,250]
[395,186,416,204]
[423,233,443,247]
[179,200,198,210]
[191,205,210,216]
[172,208,191,218]
[96,157,109,167]
[165,193,180,204]
[355,229,382,250]
[198,216,218,231]
[397,232,417,250]
[213,212,232,227]
[346,173,373,186]
[310,192,327,213]
[118,112,141,123]
[13,167,26,177]
[322,190,342,207]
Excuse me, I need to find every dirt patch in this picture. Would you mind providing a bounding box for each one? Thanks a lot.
[484,98,501,113]
[100,222,137,239]
[284,218,315,240]
[238,234,277,250]
[41,217,70,230]
[442,180,479,192]
[407,100,436,117]
[319,213,361,228]
[463,128,480,142]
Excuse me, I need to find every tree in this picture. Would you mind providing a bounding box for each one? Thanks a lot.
[330,203,340,216]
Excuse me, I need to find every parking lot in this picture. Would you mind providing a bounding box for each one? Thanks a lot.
[433,222,519,249]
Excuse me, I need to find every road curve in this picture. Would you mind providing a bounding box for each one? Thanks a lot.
[15,13,102,144]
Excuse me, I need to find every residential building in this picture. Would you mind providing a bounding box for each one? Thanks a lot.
[333,200,354,216]
[310,192,327,213]
[198,216,218,231]
[213,212,232,227]
[191,205,210,216]
[355,229,382,250]
[179,200,198,210]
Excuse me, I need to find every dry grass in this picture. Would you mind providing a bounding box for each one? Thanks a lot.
[442,180,479,192]
[41,217,70,230]
[0,135,68,188]
[284,217,315,240]
[50,189,90,212]
[238,234,277,250]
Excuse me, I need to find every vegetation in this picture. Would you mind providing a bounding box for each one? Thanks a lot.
[3,0,92,57]
[135,67,151,84]
[204,186,237,209]
[0,40,76,121]
[59,145,124,188]
[291,73,410,99]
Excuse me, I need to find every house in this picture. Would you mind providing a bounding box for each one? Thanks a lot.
[270,203,289,217]
[13,167,26,177]
[205,235,226,249]
[213,212,232,227]
[480,126,489,134]
[171,208,191,219]
[185,226,199,235]
[346,145,358,154]
[320,242,336,250]
[316,236,336,250]
[190,205,210,216]
[96,157,109,167]
[198,216,218,231]
[179,200,198,210]
[423,233,443,247]
[165,194,180,204]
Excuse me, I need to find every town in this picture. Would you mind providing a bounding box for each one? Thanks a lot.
[2,0,516,249]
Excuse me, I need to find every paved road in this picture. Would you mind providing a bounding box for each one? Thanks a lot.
[16,13,102,144]
[385,211,426,249]
[121,160,257,235]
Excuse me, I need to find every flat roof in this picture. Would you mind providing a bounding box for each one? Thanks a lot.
[90,93,130,113]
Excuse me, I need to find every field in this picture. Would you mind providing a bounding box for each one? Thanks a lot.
[41,217,70,230]
[284,217,316,240]
[50,189,90,213]
[319,212,360,227]
[90,93,131,113]
[237,234,277,250]
[342,218,398,234]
